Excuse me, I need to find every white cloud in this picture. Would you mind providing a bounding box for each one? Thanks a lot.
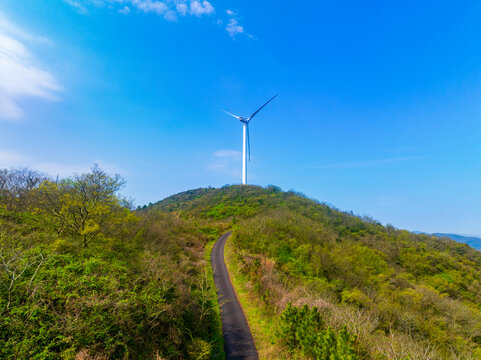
[33,162,93,178]
[119,6,131,14]
[207,149,241,178]
[0,13,51,44]
[63,0,89,14]
[190,1,214,16]
[132,0,169,15]
[34,160,126,178]
[214,150,241,158]
[316,156,426,169]
[225,10,249,38]
[65,0,215,21]
[0,150,29,168]
[226,18,244,37]
[0,148,126,178]
[163,10,178,21]
[63,1,249,39]
[0,14,61,121]
[176,3,188,16]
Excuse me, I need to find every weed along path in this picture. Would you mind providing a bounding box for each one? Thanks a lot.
[211,232,259,360]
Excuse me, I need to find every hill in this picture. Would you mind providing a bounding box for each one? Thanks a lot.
[152,185,481,359]
[0,168,224,359]
[433,233,481,250]
[3,172,481,360]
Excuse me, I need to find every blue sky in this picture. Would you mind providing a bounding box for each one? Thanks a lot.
[2,1,481,235]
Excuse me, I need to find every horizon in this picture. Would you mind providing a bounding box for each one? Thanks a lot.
[2,1,481,236]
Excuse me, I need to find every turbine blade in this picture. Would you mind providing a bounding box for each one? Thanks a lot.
[222,109,241,120]
[247,124,251,162]
[247,94,278,122]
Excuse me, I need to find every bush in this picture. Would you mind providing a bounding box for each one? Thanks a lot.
[277,303,359,359]
[187,338,212,360]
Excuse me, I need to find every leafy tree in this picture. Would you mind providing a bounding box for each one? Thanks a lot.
[0,167,224,359]
[36,165,129,247]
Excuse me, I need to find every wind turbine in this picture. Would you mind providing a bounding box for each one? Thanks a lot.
[223,94,277,185]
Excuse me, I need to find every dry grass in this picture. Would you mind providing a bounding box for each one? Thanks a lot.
[226,238,455,360]
[224,237,290,360]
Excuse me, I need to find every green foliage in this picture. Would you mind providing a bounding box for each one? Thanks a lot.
[4,173,481,359]
[277,303,358,359]
[341,288,372,308]
[0,167,222,359]
[148,185,283,221]
[187,338,212,360]
[155,185,481,359]
[35,165,133,247]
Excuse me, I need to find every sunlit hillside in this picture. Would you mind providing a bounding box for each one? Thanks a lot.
[152,185,481,359]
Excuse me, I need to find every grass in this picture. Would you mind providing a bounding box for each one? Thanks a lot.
[204,239,226,360]
[224,234,289,360]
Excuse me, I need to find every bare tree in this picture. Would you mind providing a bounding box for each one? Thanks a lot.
[0,168,48,210]
[0,249,45,311]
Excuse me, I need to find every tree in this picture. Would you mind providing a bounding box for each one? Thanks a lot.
[0,168,47,211]
[36,165,128,247]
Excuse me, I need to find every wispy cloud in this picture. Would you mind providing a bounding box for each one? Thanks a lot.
[189,1,214,17]
[64,0,215,21]
[316,156,426,169]
[63,0,89,14]
[119,6,131,14]
[226,18,244,37]
[207,149,241,178]
[0,13,61,121]
[225,9,246,38]
[0,13,52,44]
[34,160,126,178]
[0,148,125,178]
[63,1,249,39]
[213,149,241,157]
[0,150,29,167]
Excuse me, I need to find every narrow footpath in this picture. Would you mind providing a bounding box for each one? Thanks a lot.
[211,232,259,360]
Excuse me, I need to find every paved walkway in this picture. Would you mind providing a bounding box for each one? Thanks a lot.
[211,232,259,360]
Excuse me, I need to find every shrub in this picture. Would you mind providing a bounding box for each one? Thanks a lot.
[187,338,212,360]
[277,303,359,359]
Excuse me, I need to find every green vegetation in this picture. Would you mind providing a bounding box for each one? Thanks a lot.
[203,239,225,360]
[4,172,481,359]
[278,303,358,359]
[153,185,481,359]
[223,237,283,359]
[0,167,224,359]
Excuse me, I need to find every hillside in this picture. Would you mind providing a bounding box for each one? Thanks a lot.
[3,172,481,360]
[152,185,481,359]
[433,233,481,250]
[0,168,224,360]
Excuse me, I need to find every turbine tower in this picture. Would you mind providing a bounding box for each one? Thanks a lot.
[223,94,277,185]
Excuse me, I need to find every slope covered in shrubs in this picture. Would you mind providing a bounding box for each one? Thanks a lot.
[0,167,223,359]
[153,185,481,359]
[4,172,481,359]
